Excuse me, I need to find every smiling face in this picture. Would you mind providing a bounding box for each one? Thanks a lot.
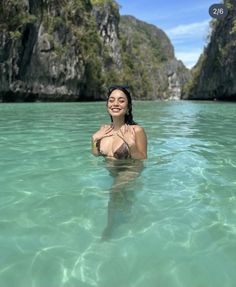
[107,89,129,118]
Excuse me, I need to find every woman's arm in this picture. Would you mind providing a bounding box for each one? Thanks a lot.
[129,126,147,160]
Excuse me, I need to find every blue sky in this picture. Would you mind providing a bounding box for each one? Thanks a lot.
[117,0,217,68]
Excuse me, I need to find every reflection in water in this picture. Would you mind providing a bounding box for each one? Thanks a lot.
[101,159,144,240]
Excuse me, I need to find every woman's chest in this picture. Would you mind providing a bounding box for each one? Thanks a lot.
[100,136,124,157]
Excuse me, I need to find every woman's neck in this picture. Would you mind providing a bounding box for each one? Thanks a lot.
[112,117,125,131]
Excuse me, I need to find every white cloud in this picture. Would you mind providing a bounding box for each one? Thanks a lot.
[175,50,203,69]
[165,20,211,68]
[166,20,210,39]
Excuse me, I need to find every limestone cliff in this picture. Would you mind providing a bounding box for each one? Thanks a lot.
[0,0,190,102]
[0,0,104,101]
[118,16,190,99]
[183,0,236,100]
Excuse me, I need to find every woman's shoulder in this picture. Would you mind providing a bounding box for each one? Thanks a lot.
[130,124,145,133]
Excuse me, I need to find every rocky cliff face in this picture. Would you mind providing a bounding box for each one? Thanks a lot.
[92,1,121,68]
[183,0,236,100]
[0,0,104,101]
[0,0,190,102]
[119,16,190,99]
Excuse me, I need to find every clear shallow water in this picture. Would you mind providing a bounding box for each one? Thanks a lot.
[0,101,236,287]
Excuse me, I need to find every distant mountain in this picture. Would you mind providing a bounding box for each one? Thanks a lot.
[0,0,190,102]
[183,0,236,101]
[118,15,190,99]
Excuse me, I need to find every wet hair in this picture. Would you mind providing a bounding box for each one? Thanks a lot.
[107,85,138,125]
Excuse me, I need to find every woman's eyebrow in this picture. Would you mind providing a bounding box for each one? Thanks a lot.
[109,96,126,100]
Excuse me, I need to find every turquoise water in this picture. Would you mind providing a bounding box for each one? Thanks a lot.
[0,101,236,287]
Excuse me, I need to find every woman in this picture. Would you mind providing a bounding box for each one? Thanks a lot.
[91,86,147,160]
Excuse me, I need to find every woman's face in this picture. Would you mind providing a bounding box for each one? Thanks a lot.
[107,89,129,118]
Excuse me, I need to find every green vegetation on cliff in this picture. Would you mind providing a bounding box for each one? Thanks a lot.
[0,0,190,101]
[0,0,106,100]
[184,0,236,100]
[0,1,36,39]
[119,16,181,99]
[91,0,119,9]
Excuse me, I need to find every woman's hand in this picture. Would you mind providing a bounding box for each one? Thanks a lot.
[117,124,136,148]
[92,124,114,142]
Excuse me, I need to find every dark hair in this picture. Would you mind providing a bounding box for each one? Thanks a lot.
[107,85,138,125]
